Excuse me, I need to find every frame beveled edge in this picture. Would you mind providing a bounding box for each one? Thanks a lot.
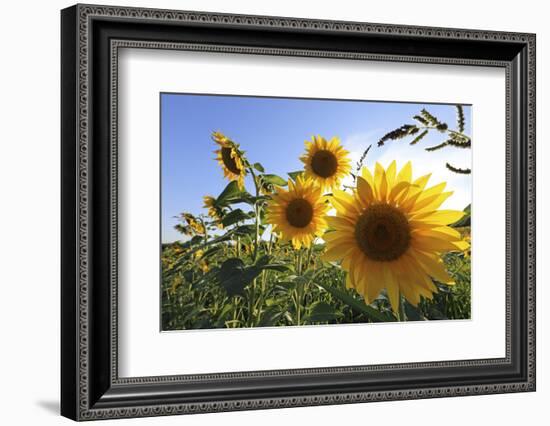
[109,41,511,385]
[60,3,536,421]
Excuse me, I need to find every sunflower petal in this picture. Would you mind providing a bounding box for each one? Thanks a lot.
[411,249,455,284]
[386,160,397,189]
[322,242,356,262]
[398,275,421,306]
[410,210,465,226]
[379,170,388,202]
[347,259,357,288]
[331,189,359,216]
[396,161,412,183]
[326,215,355,230]
[382,263,400,313]
[414,191,453,213]
[374,162,384,187]
[389,181,412,204]
[357,177,374,204]
[365,260,384,303]
[413,173,432,191]
[410,182,446,211]
[412,236,466,252]
[412,226,462,241]
[402,254,439,293]
[361,167,374,186]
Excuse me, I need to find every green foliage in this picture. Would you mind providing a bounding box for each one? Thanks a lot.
[162,128,472,331]
[305,302,343,322]
[409,129,429,146]
[314,272,394,323]
[376,105,471,174]
[261,174,287,186]
[354,144,372,179]
[216,181,245,207]
[162,225,471,329]
[287,171,303,181]
[451,204,471,227]
[221,209,250,227]
[420,251,471,320]
[420,108,446,130]
[446,163,471,174]
[378,124,419,147]
[456,105,465,133]
[253,162,265,172]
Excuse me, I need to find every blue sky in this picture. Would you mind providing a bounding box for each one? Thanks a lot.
[161,93,472,243]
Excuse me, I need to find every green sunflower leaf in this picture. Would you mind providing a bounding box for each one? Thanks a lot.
[314,280,394,323]
[287,171,303,182]
[215,181,242,206]
[221,209,250,227]
[403,300,427,321]
[257,306,284,327]
[253,162,265,172]
[305,302,343,323]
[216,258,250,296]
[262,174,287,186]
[450,204,471,227]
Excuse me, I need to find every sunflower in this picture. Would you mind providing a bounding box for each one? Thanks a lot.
[212,131,247,190]
[203,196,217,217]
[322,161,469,312]
[180,213,206,235]
[203,195,224,228]
[266,175,330,249]
[194,250,209,273]
[300,135,352,192]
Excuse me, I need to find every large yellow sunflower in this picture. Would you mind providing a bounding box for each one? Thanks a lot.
[212,131,247,190]
[322,161,469,312]
[266,175,330,249]
[300,136,352,192]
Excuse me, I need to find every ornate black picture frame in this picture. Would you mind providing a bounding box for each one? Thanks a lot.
[61,4,536,421]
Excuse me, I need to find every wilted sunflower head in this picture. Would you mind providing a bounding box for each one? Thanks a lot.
[180,212,206,235]
[266,175,330,249]
[322,160,469,312]
[212,131,247,190]
[300,135,352,192]
[203,195,224,228]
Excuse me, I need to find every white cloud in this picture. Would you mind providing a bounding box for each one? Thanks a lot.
[340,133,472,211]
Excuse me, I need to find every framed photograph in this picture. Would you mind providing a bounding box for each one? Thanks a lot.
[61,4,536,421]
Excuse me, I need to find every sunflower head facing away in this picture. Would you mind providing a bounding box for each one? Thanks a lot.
[203,195,224,228]
[322,160,469,312]
[213,131,247,190]
[175,212,206,236]
[266,175,330,249]
[300,136,352,192]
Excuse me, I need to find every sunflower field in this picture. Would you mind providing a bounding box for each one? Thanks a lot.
[162,114,471,330]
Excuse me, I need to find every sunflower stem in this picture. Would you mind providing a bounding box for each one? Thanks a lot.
[244,165,264,327]
[296,249,305,325]
[305,244,314,270]
[198,217,208,244]
[398,294,406,322]
[248,284,255,327]
[247,165,262,262]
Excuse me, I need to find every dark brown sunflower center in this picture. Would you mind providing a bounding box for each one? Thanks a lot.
[221,147,241,175]
[311,150,338,178]
[286,198,314,228]
[354,204,411,261]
